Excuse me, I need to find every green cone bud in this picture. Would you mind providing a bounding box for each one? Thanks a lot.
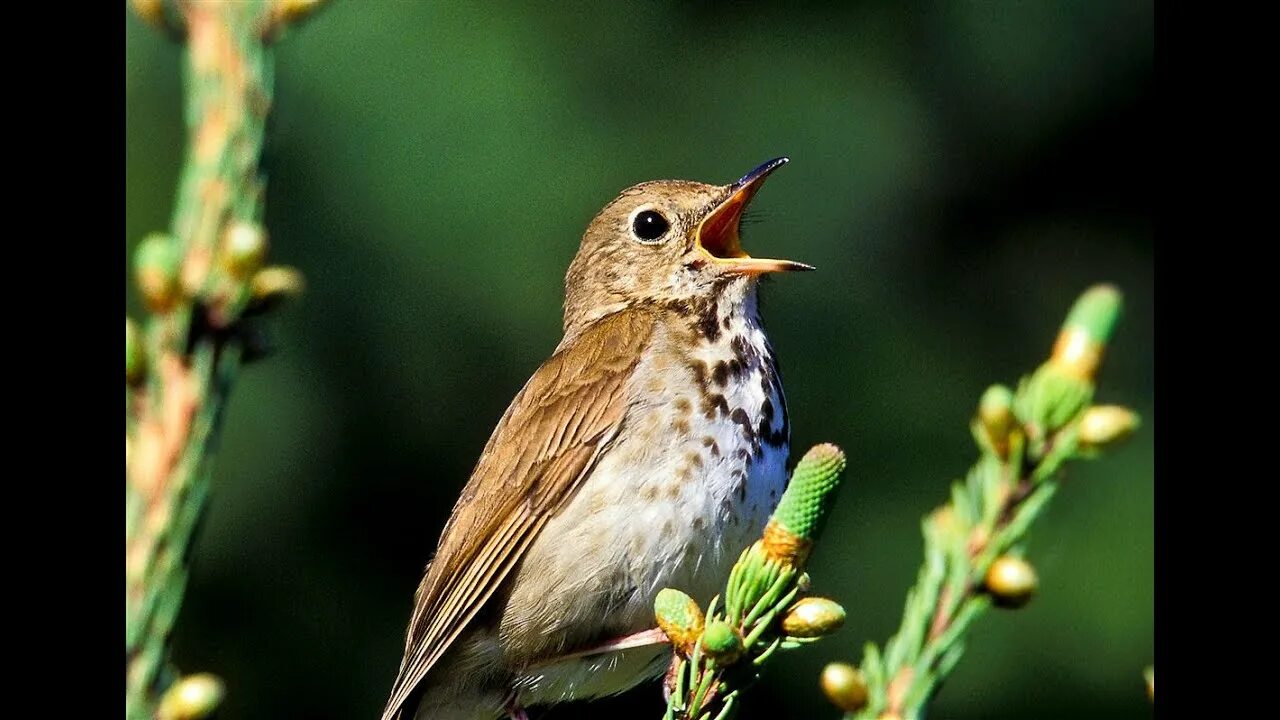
[977,384,1017,455]
[1049,284,1123,381]
[700,620,743,665]
[1060,284,1123,349]
[763,443,845,565]
[1018,286,1124,435]
[221,220,268,278]
[1077,405,1140,449]
[984,555,1038,608]
[978,385,1015,436]
[134,232,182,312]
[156,673,224,720]
[781,596,846,638]
[820,662,868,712]
[655,588,704,655]
[126,318,146,386]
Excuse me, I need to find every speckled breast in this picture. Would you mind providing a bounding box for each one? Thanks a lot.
[505,299,790,706]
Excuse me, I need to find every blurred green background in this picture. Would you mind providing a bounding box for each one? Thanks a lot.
[126,2,1152,718]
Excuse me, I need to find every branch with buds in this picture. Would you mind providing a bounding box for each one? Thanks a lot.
[818,285,1140,719]
[656,444,850,720]
[125,3,322,719]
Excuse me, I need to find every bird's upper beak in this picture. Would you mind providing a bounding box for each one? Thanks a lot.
[694,157,814,275]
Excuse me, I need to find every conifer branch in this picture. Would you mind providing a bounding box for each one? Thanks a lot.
[818,285,1137,719]
[657,444,850,720]
[125,3,320,718]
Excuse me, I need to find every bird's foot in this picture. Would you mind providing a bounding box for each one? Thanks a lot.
[504,697,530,720]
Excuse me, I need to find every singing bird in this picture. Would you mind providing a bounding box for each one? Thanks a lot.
[382,158,812,720]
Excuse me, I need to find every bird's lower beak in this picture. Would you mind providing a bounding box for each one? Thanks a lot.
[695,157,814,275]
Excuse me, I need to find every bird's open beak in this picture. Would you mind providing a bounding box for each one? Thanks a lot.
[695,157,814,275]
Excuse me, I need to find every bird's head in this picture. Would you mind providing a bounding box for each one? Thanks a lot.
[564,157,811,334]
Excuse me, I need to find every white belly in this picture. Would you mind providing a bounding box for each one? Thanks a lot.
[506,307,790,706]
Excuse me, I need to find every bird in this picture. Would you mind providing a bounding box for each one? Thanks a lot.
[381,157,812,720]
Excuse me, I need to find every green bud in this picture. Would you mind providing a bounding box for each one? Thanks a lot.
[781,596,846,638]
[984,555,1038,608]
[1144,666,1154,702]
[126,318,146,386]
[1077,405,1140,449]
[1061,284,1123,350]
[156,673,224,720]
[1048,285,1123,381]
[134,232,182,312]
[221,220,268,278]
[978,385,1015,436]
[820,662,868,712]
[1018,286,1124,436]
[976,384,1017,455]
[764,443,845,565]
[655,588,704,655]
[700,620,743,664]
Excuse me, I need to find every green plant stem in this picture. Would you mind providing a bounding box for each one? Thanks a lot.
[125,3,289,718]
[848,285,1129,720]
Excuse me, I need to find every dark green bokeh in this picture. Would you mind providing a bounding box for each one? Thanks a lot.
[125,2,1152,718]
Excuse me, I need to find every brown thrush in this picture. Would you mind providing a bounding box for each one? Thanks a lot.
[381,158,811,720]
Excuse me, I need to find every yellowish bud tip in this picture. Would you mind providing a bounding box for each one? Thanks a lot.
[1144,666,1154,701]
[781,596,846,638]
[1049,329,1103,381]
[249,265,306,310]
[221,221,269,278]
[157,673,225,720]
[820,662,868,712]
[984,555,1038,608]
[130,0,165,27]
[276,0,326,23]
[1077,405,1140,449]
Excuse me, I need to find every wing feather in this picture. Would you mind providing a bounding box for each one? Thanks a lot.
[381,308,655,720]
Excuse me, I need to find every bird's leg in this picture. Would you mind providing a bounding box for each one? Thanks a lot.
[577,627,670,656]
[504,695,530,720]
[523,627,671,670]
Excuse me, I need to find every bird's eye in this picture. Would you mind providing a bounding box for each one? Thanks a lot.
[631,210,670,243]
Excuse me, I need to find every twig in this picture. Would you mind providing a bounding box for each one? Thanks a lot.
[827,285,1138,720]
[125,2,319,718]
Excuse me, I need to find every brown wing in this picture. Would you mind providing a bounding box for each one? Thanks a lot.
[381,308,656,720]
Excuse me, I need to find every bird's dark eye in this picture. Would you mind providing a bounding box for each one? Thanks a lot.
[631,210,670,243]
